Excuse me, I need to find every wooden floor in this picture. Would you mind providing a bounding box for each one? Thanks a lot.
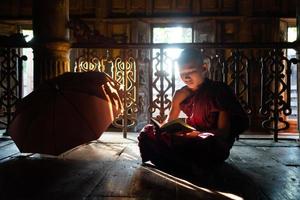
[0,132,299,200]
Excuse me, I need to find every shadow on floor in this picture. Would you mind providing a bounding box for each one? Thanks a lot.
[141,161,264,200]
[0,155,113,200]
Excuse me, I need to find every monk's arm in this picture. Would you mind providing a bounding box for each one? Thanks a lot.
[184,111,231,139]
[166,88,190,123]
[166,94,181,122]
[213,111,231,139]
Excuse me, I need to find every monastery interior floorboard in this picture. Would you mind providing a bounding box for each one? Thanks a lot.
[0,132,299,200]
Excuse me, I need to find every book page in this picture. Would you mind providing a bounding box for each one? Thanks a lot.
[150,118,162,129]
[160,118,195,133]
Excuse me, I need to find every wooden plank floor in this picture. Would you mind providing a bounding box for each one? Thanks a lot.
[0,133,299,200]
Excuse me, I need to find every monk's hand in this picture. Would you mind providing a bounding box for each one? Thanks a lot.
[175,130,201,138]
[174,131,189,137]
[184,130,202,138]
[197,132,214,139]
[175,131,214,139]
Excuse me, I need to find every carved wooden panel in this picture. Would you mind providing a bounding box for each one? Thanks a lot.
[175,0,191,10]
[191,0,200,14]
[218,21,239,42]
[110,23,131,43]
[131,20,151,43]
[251,19,276,42]
[199,0,237,14]
[194,19,216,42]
[111,0,127,12]
[253,0,282,14]
[19,0,32,16]
[222,0,236,12]
[0,24,17,36]
[200,0,219,12]
[153,0,173,10]
[69,0,80,10]
[153,0,191,13]
[84,0,95,9]
[129,0,147,13]
[111,0,147,15]
[69,0,95,15]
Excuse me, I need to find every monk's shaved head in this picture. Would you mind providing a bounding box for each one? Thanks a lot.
[178,48,204,68]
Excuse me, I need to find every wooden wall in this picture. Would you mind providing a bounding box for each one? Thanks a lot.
[0,0,297,44]
[0,1,296,32]
[0,0,296,18]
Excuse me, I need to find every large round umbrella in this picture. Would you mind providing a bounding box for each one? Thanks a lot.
[8,72,123,155]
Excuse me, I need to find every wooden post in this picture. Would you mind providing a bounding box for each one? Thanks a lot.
[32,0,70,88]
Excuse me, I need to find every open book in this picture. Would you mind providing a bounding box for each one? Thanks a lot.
[150,118,196,133]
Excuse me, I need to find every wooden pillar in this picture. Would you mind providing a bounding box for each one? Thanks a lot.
[32,0,70,88]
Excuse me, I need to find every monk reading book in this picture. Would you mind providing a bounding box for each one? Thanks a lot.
[138,48,249,170]
[150,118,196,133]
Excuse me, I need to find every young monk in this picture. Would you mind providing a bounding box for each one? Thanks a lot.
[138,48,249,169]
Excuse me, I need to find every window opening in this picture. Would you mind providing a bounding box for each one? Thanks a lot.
[152,26,192,119]
[287,27,297,121]
[21,30,34,97]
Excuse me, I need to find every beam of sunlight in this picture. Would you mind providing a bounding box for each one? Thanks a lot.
[142,166,197,191]
[142,165,244,200]
[217,191,244,200]
[122,152,138,161]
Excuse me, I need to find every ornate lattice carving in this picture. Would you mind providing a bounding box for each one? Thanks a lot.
[260,49,293,141]
[226,50,252,114]
[74,49,109,72]
[70,43,298,141]
[136,49,151,130]
[72,48,138,137]
[112,55,138,137]
[149,49,173,123]
[209,54,225,82]
[0,48,26,129]
[199,49,226,83]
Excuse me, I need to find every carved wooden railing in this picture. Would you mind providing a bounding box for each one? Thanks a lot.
[71,42,300,141]
[0,35,28,133]
[1,40,299,141]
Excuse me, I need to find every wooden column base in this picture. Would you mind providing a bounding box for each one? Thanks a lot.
[33,41,70,88]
